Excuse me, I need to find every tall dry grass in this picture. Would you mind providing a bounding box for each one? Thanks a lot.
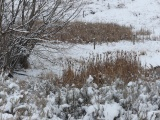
[34,21,156,43]
[52,22,133,43]
[136,28,151,36]
[60,51,145,88]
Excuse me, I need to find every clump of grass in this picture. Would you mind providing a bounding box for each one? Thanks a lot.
[61,51,144,88]
[52,22,133,43]
[135,28,152,40]
[136,28,151,36]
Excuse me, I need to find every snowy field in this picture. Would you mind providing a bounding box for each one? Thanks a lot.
[27,40,160,77]
[77,0,160,36]
[1,0,160,120]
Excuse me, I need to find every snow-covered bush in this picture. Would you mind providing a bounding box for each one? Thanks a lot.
[0,74,160,119]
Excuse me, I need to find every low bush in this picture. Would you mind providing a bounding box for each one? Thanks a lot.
[1,75,160,119]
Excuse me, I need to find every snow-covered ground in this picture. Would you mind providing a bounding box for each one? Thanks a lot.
[77,0,160,36]
[26,0,160,76]
[28,40,160,77]
[1,0,160,120]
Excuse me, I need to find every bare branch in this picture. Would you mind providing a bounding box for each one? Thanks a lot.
[0,0,83,72]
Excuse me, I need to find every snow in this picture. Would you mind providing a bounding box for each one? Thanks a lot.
[2,0,160,120]
[1,113,13,119]
[4,101,12,113]
[77,0,160,36]
[86,75,94,84]
[29,40,160,77]
[1,75,160,119]
[8,82,20,90]
[148,110,160,120]
[127,81,134,87]
[104,102,121,120]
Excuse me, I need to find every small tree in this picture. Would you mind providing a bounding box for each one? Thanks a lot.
[0,0,82,73]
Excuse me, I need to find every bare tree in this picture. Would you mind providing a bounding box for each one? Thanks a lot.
[0,0,82,74]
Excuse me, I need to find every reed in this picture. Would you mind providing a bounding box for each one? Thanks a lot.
[61,51,144,87]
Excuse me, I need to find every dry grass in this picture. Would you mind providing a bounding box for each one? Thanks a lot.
[60,51,145,88]
[33,21,155,43]
[135,28,152,40]
[51,22,133,43]
[136,28,151,36]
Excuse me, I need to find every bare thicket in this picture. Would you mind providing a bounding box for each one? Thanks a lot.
[0,0,82,73]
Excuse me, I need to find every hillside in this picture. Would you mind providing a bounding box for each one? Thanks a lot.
[76,0,160,36]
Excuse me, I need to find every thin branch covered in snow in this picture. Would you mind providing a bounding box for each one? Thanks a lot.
[0,0,83,73]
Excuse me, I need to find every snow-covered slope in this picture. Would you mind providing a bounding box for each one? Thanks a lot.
[76,0,160,36]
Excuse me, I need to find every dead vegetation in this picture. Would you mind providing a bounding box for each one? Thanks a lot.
[51,22,133,43]
[58,51,148,88]
[136,28,151,36]
[35,21,155,43]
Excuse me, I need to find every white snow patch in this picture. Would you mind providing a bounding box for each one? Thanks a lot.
[104,102,121,120]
